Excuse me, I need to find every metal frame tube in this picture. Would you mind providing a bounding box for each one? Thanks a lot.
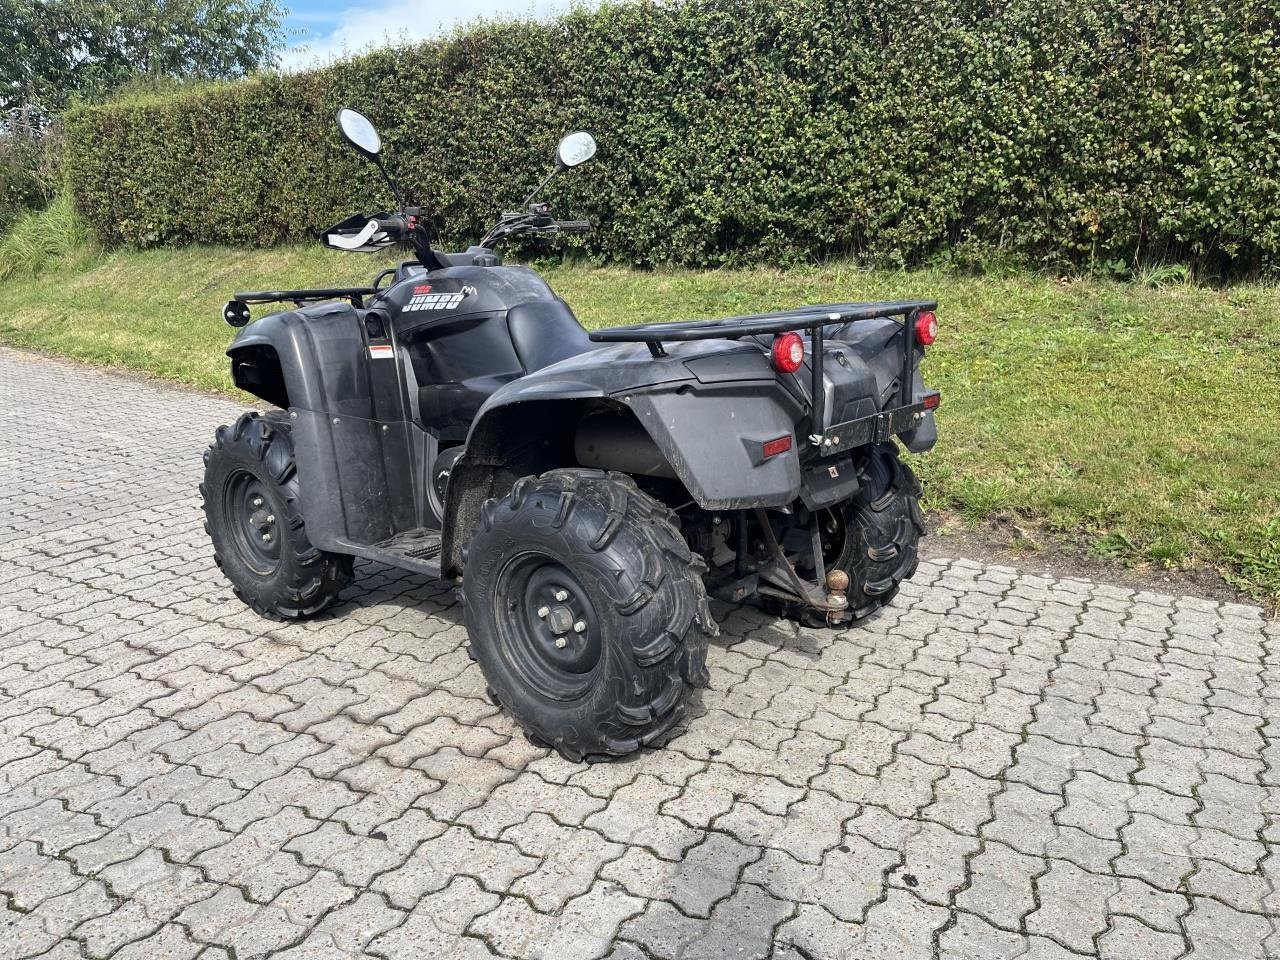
[811,323,826,437]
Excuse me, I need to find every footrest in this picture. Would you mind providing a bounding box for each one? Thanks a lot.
[359,528,444,576]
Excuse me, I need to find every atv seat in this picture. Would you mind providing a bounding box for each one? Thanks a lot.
[506,300,596,372]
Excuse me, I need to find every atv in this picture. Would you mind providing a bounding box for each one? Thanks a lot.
[203,108,941,761]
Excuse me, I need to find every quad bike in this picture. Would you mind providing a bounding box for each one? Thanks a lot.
[203,108,941,761]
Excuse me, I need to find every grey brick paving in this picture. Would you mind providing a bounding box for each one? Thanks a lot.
[2,345,1279,959]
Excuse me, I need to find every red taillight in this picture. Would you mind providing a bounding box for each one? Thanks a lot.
[914,311,938,346]
[923,392,941,410]
[771,332,805,374]
[762,435,792,458]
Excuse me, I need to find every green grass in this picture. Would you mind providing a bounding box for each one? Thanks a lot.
[0,195,91,282]
[2,236,1277,606]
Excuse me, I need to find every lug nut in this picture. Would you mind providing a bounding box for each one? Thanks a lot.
[536,606,550,618]
[554,589,569,602]
[573,620,586,633]
[261,533,271,542]
[554,637,567,649]
[266,514,275,523]
[252,497,263,507]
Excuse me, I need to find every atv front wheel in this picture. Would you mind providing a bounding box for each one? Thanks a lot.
[202,411,353,619]
[462,469,715,762]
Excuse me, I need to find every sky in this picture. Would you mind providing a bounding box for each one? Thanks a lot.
[280,0,574,69]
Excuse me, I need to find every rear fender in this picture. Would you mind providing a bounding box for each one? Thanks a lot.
[442,351,803,573]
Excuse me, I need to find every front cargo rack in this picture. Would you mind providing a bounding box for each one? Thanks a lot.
[589,299,938,440]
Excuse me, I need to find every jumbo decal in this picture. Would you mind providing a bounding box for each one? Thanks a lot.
[404,284,476,312]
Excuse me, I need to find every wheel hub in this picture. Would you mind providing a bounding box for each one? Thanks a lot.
[545,604,575,635]
[248,508,275,535]
[496,556,604,700]
[223,472,281,575]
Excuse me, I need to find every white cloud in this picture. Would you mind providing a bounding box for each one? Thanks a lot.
[281,0,575,70]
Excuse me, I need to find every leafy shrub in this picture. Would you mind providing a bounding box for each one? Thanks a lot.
[0,137,42,231]
[63,0,1280,274]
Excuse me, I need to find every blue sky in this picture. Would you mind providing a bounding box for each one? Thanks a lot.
[281,0,575,68]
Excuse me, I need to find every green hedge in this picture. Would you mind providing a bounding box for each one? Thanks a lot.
[64,0,1280,273]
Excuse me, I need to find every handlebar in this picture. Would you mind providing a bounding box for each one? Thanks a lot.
[328,208,587,254]
[479,211,592,248]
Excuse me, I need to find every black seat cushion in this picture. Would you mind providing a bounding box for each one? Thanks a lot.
[506,300,596,372]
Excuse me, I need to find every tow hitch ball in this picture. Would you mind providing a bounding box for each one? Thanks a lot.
[824,569,850,616]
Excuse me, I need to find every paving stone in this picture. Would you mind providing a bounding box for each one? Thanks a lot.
[619,900,710,959]
[893,820,980,907]
[955,843,1043,930]
[503,812,627,912]
[832,886,948,960]
[6,856,82,910]
[1025,859,1119,952]
[682,883,792,960]
[372,825,538,908]
[175,885,258,941]
[1097,916,1188,960]
[215,904,306,959]
[311,891,406,953]
[109,923,203,960]
[1180,896,1275,959]
[1106,878,1190,934]
[487,881,643,960]
[284,821,406,887]
[743,839,897,923]
[28,879,116,937]
[937,913,1027,958]
[271,870,357,926]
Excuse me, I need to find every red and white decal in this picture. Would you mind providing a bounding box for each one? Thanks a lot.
[404,284,475,313]
[368,344,395,359]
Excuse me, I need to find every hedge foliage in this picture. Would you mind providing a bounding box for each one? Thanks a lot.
[64,0,1280,273]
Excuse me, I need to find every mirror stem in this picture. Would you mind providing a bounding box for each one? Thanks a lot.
[374,157,406,210]
[519,165,562,209]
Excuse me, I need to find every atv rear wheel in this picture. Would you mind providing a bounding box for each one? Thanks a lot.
[462,469,715,762]
[202,411,353,619]
[774,442,926,625]
[834,443,927,619]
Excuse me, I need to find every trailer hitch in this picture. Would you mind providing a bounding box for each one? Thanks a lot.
[753,508,850,624]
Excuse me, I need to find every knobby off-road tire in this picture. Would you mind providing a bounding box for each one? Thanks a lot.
[462,469,716,762]
[772,442,927,625]
[202,411,353,620]
[836,442,927,619]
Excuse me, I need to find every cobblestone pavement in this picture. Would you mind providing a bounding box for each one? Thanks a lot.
[1,346,1278,960]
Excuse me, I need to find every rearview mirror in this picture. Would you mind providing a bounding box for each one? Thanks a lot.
[556,131,597,169]
[337,108,382,159]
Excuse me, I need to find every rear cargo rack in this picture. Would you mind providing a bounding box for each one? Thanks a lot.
[589,300,937,440]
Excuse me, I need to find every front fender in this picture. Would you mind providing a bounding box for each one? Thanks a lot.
[226,301,374,416]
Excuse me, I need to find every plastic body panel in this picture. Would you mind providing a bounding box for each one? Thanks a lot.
[466,340,805,509]
[223,263,591,560]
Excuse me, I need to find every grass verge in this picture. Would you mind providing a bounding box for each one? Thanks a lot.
[1,240,1276,606]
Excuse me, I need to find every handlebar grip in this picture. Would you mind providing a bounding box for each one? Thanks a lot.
[374,216,408,236]
[557,220,592,232]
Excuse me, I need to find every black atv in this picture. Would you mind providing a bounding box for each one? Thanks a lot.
[203,108,941,761]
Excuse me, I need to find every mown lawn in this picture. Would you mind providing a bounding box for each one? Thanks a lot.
[2,243,1277,606]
